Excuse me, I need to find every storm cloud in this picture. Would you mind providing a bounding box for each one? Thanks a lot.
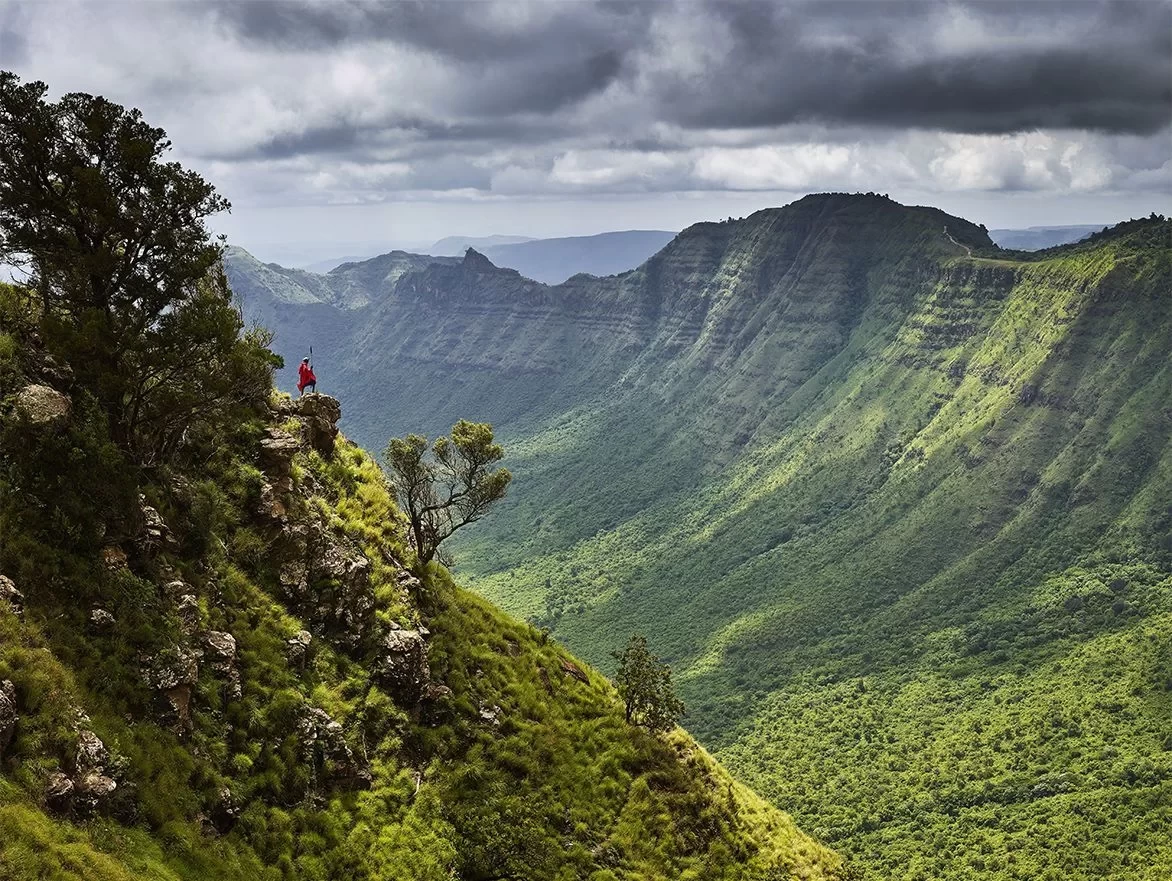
[1,0,1168,243]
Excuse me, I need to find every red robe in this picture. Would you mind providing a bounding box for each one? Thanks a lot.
[298,362,316,391]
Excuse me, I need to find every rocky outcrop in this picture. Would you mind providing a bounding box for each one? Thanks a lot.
[176,593,201,633]
[45,728,122,817]
[0,679,16,756]
[14,383,71,426]
[286,630,313,669]
[203,630,242,699]
[273,517,375,648]
[137,495,176,554]
[89,608,116,631]
[143,645,201,735]
[258,428,301,520]
[297,706,371,789]
[294,394,341,457]
[45,772,74,812]
[373,628,430,703]
[0,575,24,616]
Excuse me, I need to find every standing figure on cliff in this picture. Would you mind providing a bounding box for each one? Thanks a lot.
[298,357,317,396]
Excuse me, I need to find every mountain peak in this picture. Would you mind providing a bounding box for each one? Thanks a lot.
[462,247,498,271]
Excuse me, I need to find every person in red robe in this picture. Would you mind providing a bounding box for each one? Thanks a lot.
[297,357,317,396]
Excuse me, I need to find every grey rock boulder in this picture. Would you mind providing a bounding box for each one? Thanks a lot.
[15,383,71,426]
[75,729,109,772]
[374,629,430,703]
[0,679,16,756]
[45,771,75,813]
[0,575,23,616]
[286,630,313,668]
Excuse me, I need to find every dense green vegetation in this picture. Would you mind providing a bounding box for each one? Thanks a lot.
[229,196,1172,879]
[0,75,840,880]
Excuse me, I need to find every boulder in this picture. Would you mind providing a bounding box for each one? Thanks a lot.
[89,608,116,631]
[0,679,16,756]
[295,394,342,457]
[45,771,75,813]
[75,729,109,772]
[374,629,430,703]
[478,703,502,727]
[203,630,241,700]
[286,630,313,668]
[74,771,117,815]
[0,575,24,616]
[14,383,71,426]
[144,645,201,735]
[176,594,201,632]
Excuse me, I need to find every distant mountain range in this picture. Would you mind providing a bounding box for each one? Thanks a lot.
[987,224,1105,250]
[426,234,536,256]
[467,230,678,283]
[286,229,679,284]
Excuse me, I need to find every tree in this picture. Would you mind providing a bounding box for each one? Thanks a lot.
[0,72,266,460]
[612,634,685,732]
[384,420,512,567]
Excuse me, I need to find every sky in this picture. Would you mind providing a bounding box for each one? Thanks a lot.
[1,0,1169,264]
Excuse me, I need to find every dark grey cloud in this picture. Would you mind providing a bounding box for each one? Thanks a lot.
[203,0,1171,137]
[2,0,1168,213]
[655,0,1172,135]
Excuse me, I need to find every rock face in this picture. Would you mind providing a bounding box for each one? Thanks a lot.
[0,679,16,756]
[0,575,24,616]
[14,383,71,425]
[297,706,371,788]
[203,630,242,699]
[374,629,430,703]
[144,645,201,735]
[89,608,116,631]
[273,517,375,648]
[295,394,341,457]
[44,728,121,817]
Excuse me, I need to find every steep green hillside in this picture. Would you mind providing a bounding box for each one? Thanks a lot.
[228,196,1172,880]
[0,290,841,880]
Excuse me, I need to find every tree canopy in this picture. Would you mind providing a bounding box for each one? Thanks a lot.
[0,71,275,463]
[612,634,685,733]
[384,419,512,568]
